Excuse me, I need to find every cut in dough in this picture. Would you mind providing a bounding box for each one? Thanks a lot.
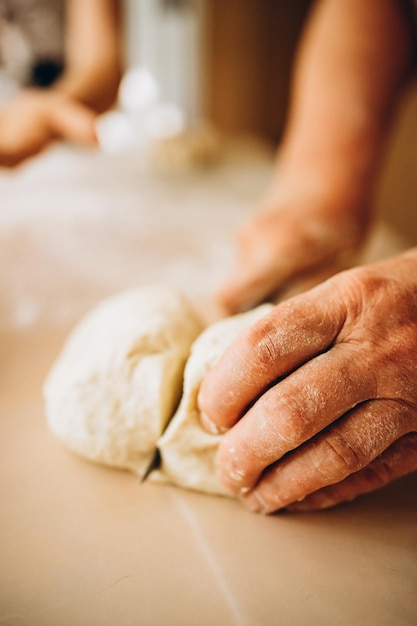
[151,303,273,496]
[44,285,203,476]
[44,284,273,497]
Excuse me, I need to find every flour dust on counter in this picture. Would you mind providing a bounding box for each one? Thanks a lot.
[43,283,273,497]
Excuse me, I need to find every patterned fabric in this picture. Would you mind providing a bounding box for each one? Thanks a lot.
[0,0,64,86]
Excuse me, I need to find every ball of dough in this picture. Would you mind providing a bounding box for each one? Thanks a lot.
[44,285,203,474]
[152,303,274,496]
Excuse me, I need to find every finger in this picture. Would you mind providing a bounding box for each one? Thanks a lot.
[0,154,22,168]
[216,218,290,314]
[215,342,377,493]
[198,278,346,434]
[49,100,97,145]
[241,400,412,514]
[287,432,417,511]
[0,142,45,167]
[0,127,49,167]
[216,261,285,315]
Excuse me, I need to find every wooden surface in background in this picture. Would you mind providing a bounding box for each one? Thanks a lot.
[202,0,417,246]
[204,0,312,142]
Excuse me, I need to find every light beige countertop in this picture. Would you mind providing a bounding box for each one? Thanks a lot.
[1,142,416,626]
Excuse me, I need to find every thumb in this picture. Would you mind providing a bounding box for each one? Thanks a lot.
[216,261,282,314]
[49,98,98,146]
[216,215,298,314]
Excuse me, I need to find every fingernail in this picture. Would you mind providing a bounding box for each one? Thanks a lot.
[200,411,221,435]
[243,491,270,514]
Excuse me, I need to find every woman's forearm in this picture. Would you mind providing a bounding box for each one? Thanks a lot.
[54,0,122,112]
[279,0,415,212]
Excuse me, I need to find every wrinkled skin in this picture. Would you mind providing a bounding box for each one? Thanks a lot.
[0,90,97,168]
[198,250,417,513]
[202,0,417,513]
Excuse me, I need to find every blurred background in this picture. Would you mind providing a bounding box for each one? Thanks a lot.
[124,0,310,142]
[2,6,417,623]
[127,0,417,247]
[0,0,417,332]
[1,0,415,235]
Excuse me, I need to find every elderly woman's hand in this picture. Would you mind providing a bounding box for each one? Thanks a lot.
[199,250,417,512]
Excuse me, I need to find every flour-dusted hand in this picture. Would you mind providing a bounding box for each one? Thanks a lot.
[0,90,97,167]
[207,0,417,512]
[198,250,417,512]
[215,179,368,314]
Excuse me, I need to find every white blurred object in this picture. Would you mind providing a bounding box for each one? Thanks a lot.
[119,67,159,114]
[96,0,217,167]
[125,0,205,126]
[96,64,191,154]
[95,111,135,154]
[96,85,221,167]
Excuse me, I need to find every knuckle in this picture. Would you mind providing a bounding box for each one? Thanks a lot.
[320,434,364,479]
[352,266,387,292]
[340,268,386,319]
[245,318,279,367]
[264,393,314,448]
[344,265,417,330]
[278,412,310,448]
[340,265,399,318]
[257,331,278,365]
[354,266,394,298]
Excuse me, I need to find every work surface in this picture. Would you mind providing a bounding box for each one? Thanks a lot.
[1,143,416,625]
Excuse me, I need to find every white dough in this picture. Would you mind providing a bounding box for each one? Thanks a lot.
[44,284,274,497]
[152,303,274,496]
[44,285,203,475]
